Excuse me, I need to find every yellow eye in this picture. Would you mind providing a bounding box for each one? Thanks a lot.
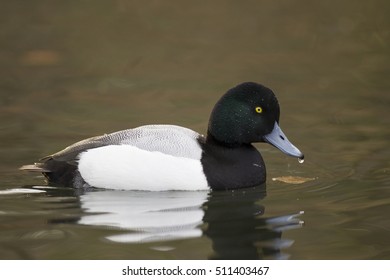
[255,106,263,113]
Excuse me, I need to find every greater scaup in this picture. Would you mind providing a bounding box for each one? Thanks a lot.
[21,82,304,191]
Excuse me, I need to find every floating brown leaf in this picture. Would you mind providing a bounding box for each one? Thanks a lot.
[272,176,315,184]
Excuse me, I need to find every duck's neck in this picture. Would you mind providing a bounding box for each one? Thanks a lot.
[205,131,245,148]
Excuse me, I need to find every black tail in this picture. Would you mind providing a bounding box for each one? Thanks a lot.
[20,159,78,187]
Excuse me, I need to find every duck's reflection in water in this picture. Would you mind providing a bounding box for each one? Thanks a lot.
[78,190,207,243]
[78,185,303,259]
[204,186,303,259]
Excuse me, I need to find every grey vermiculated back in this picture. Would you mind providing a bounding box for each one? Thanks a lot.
[45,125,204,162]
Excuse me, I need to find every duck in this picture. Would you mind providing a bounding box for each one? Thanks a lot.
[21,82,304,191]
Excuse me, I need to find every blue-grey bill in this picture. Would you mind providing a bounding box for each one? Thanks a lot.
[263,122,304,159]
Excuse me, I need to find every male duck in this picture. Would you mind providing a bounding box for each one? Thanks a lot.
[21,82,304,191]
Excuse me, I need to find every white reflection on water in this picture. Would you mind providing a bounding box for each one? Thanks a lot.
[78,190,208,243]
[0,188,46,195]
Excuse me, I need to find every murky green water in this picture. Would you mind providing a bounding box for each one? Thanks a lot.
[1,0,389,259]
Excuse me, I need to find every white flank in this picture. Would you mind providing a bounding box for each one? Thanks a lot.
[78,145,209,191]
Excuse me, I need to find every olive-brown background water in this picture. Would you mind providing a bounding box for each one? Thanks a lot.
[0,0,389,259]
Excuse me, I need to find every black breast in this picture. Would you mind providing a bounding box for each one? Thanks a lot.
[199,138,266,190]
